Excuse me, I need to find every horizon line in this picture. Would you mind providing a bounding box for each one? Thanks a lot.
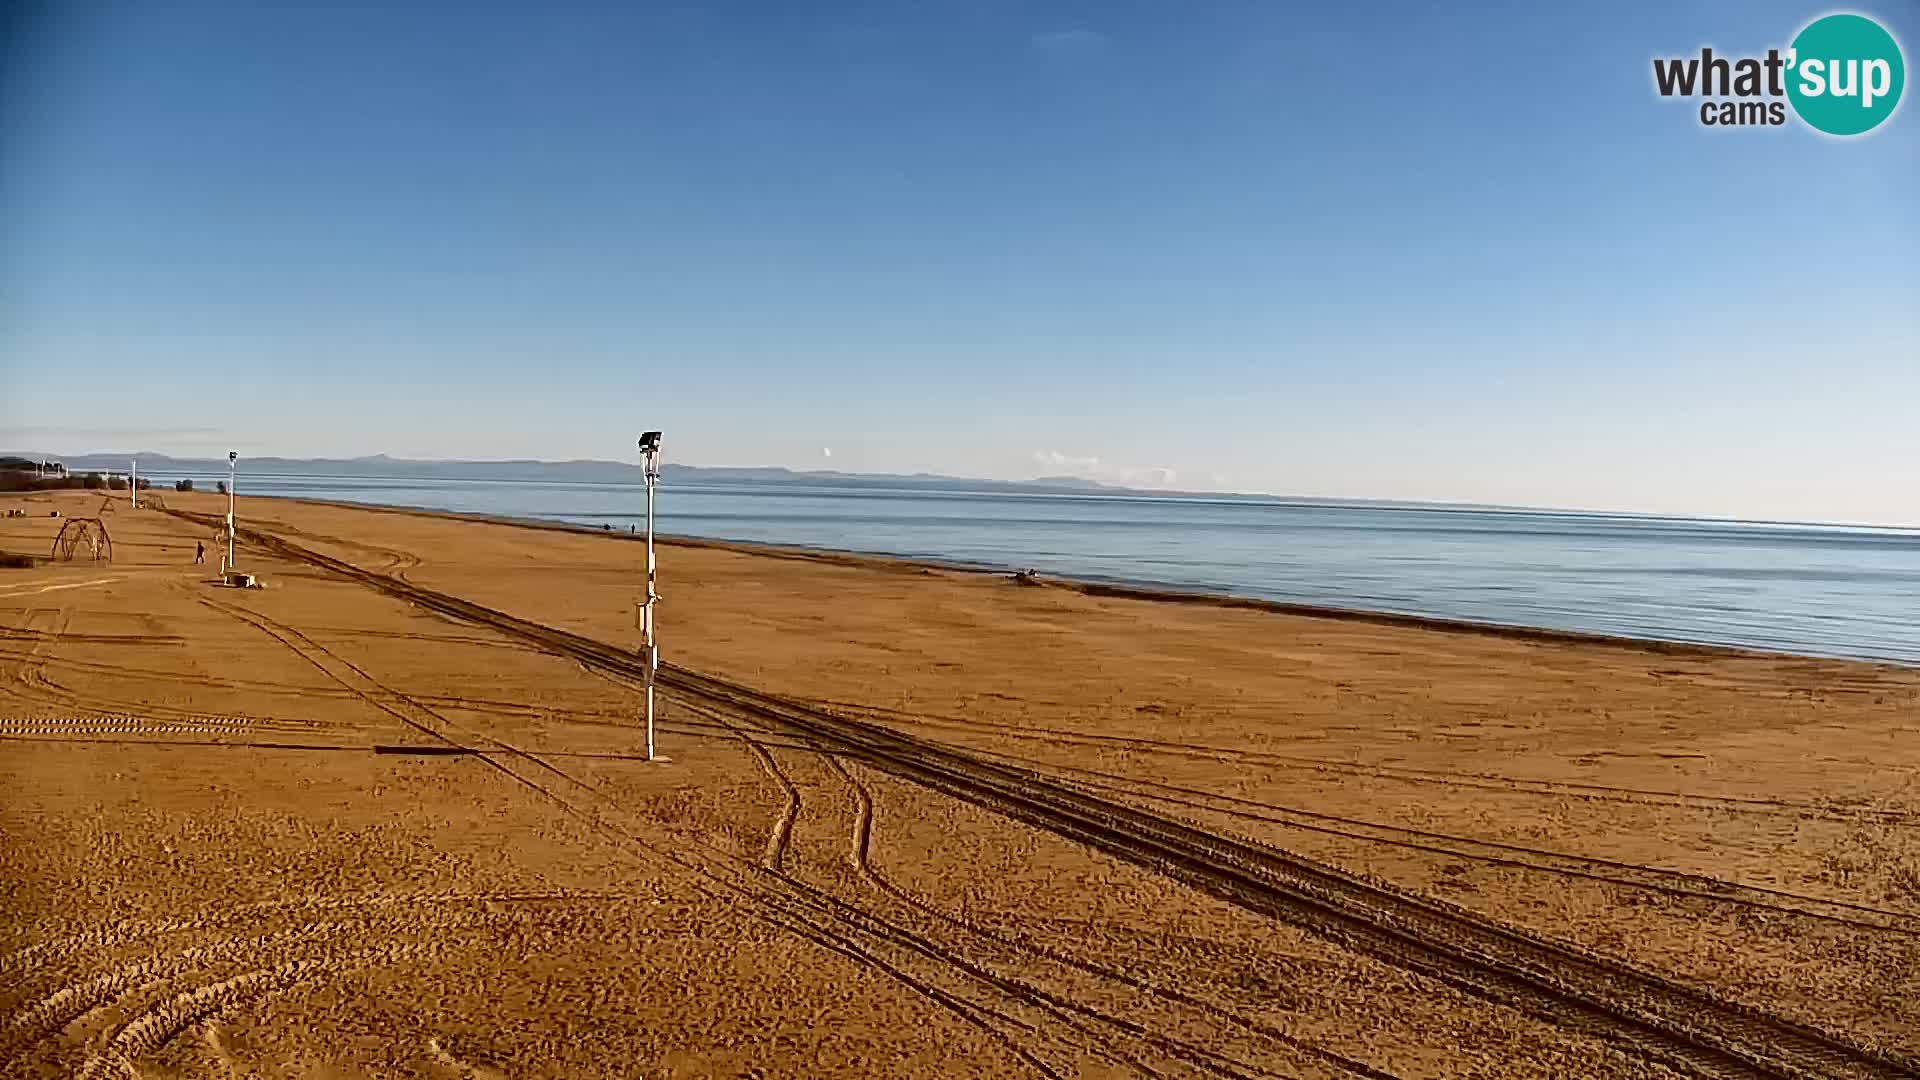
[7,447,1918,534]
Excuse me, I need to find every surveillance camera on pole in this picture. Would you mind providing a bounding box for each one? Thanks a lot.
[638,431,664,762]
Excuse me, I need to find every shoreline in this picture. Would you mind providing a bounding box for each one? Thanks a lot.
[58,462,1920,532]
[228,491,1914,671]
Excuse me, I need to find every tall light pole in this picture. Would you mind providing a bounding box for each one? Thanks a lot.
[638,431,663,762]
[130,459,137,509]
[225,451,237,573]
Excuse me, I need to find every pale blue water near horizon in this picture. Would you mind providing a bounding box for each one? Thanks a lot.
[171,472,1920,666]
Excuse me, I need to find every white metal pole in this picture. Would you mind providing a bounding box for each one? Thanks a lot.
[227,452,237,571]
[130,460,137,508]
[642,440,660,761]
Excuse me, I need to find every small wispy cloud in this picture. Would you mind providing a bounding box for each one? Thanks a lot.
[1031,449,1177,488]
[1033,449,1099,471]
[1030,29,1107,54]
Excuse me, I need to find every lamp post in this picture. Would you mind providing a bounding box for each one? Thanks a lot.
[638,431,663,761]
[225,451,237,572]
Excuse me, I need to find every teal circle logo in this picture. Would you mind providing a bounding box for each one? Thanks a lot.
[1786,14,1905,135]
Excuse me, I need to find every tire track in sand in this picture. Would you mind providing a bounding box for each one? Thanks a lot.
[0,576,123,600]
[206,511,1920,1079]
[817,752,1404,1080]
[0,599,357,733]
[566,677,1093,1077]
[188,594,1077,1080]
[808,699,1920,829]
[6,897,673,1074]
[622,669,801,873]
[0,889,617,990]
[678,696,1330,1080]
[695,673,1920,1080]
[825,754,877,876]
[0,650,366,725]
[0,609,64,706]
[0,640,627,726]
[10,915,424,1059]
[651,739,1203,1076]
[73,942,438,1080]
[961,748,1920,937]
[740,734,802,872]
[201,1022,242,1080]
[667,699,1190,1080]
[0,711,333,740]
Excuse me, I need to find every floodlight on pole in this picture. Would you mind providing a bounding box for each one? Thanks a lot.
[638,431,663,762]
[226,451,237,573]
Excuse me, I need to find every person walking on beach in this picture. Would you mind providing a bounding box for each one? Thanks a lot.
[195,541,204,564]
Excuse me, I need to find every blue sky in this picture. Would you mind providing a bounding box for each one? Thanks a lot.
[3,1,1916,524]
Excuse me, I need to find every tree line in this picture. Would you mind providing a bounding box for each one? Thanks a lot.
[0,470,156,493]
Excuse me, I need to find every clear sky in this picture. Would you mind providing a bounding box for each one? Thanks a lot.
[3,2,1915,524]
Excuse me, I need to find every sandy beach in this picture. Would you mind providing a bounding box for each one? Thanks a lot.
[2,487,1916,1079]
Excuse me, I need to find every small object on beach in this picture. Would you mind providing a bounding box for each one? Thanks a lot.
[1012,568,1043,586]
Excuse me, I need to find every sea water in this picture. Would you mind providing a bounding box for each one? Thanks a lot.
[174,473,1920,666]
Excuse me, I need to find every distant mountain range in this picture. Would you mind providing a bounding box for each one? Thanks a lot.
[2,451,1149,497]
[8,450,1891,527]
[0,450,1546,512]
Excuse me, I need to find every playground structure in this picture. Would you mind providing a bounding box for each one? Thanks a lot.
[50,518,113,563]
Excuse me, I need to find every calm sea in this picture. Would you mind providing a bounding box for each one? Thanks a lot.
[181,473,1920,666]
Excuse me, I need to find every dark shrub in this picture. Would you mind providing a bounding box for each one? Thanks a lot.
[82,472,105,490]
[175,479,195,492]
